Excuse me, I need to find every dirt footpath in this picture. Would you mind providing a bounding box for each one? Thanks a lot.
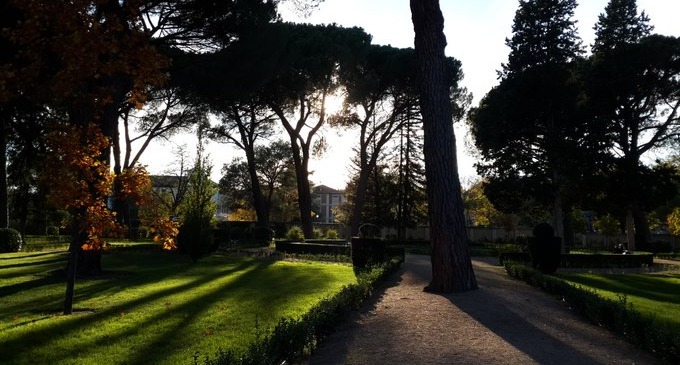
[305,255,661,365]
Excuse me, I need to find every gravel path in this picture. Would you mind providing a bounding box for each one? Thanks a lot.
[305,255,661,365]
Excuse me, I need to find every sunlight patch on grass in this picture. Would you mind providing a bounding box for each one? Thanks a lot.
[559,272,680,327]
[0,251,355,365]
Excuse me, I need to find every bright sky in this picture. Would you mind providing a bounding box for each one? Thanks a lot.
[140,0,680,190]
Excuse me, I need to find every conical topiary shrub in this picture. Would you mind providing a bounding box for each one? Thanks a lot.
[528,222,561,274]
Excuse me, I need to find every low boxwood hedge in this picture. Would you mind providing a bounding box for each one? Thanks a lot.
[275,241,350,256]
[505,262,680,364]
[499,252,654,268]
[199,256,404,365]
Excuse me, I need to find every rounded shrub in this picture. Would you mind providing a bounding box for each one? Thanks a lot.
[46,226,60,236]
[286,226,305,241]
[0,228,23,253]
[325,228,339,239]
[176,217,215,262]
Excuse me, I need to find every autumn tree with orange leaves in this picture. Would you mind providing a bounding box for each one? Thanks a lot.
[1,0,279,314]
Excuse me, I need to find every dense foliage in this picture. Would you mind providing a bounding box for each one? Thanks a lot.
[0,227,22,252]
[506,262,680,363]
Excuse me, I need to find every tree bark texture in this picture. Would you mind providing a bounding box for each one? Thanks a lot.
[0,111,8,228]
[410,0,477,292]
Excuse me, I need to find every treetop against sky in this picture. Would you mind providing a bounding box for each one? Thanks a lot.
[140,0,680,190]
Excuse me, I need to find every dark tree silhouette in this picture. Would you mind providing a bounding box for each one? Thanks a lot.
[410,0,477,292]
[589,0,680,249]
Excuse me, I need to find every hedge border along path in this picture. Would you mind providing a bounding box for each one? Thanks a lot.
[305,255,660,365]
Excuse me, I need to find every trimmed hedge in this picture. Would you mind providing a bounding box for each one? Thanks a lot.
[499,252,654,268]
[275,241,350,256]
[505,262,680,363]
[200,256,404,365]
[0,228,22,252]
[304,239,348,245]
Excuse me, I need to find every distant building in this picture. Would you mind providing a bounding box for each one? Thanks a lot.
[150,175,229,221]
[312,185,345,224]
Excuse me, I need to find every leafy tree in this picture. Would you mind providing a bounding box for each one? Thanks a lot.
[209,100,277,227]
[462,180,500,227]
[667,207,680,237]
[2,0,280,315]
[172,22,370,238]
[219,140,295,225]
[589,0,680,249]
[469,0,596,243]
[149,145,193,219]
[410,0,477,292]
[395,117,429,239]
[331,45,420,236]
[177,135,217,262]
[263,23,372,238]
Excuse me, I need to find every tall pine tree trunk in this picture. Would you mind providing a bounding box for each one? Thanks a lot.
[0,111,8,228]
[350,168,371,236]
[245,146,270,228]
[410,0,477,292]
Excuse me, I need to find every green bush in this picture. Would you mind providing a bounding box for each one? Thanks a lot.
[137,226,150,239]
[177,146,217,262]
[528,223,561,274]
[0,228,23,253]
[177,216,215,262]
[325,229,339,239]
[275,241,350,256]
[505,262,680,364]
[45,226,60,236]
[251,226,274,244]
[313,227,324,239]
[201,257,403,365]
[351,237,387,271]
[285,226,305,241]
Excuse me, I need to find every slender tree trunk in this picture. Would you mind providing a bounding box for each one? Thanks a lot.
[410,0,477,292]
[63,223,80,315]
[245,146,269,228]
[633,205,649,251]
[289,142,314,238]
[0,111,9,228]
[350,169,371,237]
[625,205,635,251]
[551,167,565,251]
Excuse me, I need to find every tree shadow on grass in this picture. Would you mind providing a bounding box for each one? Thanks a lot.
[561,273,680,305]
[0,255,260,364]
[443,258,659,365]
[1,255,350,365]
[0,251,66,261]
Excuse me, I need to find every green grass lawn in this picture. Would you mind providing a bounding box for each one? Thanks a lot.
[558,272,680,327]
[0,250,356,365]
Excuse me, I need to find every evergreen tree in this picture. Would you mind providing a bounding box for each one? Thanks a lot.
[589,0,680,249]
[502,0,583,77]
[471,0,593,242]
[177,133,217,262]
[592,0,652,54]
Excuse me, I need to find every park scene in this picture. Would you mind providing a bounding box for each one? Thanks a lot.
[1,0,680,364]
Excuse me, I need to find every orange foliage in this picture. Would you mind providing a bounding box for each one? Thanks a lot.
[46,123,119,250]
[46,123,178,251]
[118,166,179,250]
[2,0,168,107]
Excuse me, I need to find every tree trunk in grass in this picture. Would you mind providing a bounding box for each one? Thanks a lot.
[410,0,477,292]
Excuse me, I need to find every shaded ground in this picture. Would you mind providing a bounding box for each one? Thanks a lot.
[306,255,661,365]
